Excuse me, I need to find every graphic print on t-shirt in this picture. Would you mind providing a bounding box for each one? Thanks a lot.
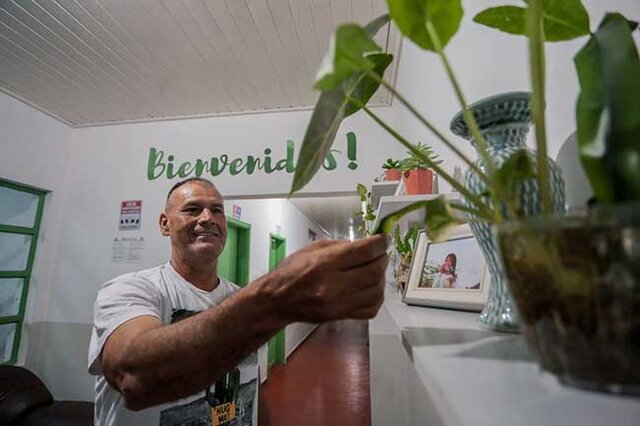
[158,309,257,426]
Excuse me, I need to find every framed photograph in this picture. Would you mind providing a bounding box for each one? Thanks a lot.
[402,224,490,312]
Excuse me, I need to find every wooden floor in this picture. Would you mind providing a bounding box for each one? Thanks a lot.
[262,319,371,426]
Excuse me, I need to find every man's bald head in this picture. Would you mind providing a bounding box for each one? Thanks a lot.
[166,178,218,206]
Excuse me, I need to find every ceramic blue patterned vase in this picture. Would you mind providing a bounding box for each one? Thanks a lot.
[450,92,565,332]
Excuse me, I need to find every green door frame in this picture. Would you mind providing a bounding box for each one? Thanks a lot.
[0,178,47,364]
[268,234,286,368]
[224,218,251,287]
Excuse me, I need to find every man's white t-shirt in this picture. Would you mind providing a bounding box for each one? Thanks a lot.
[88,263,258,426]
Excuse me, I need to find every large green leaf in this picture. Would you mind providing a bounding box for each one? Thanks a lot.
[290,54,393,195]
[422,196,464,242]
[344,53,393,117]
[534,0,590,41]
[473,6,527,36]
[376,200,429,234]
[386,0,463,52]
[474,0,590,42]
[593,14,640,201]
[314,24,381,91]
[374,196,462,242]
[575,13,640,202]
[364,14,390,38]
[574,36,614,202]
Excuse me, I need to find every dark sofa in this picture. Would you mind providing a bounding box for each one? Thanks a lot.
[0,366,93,426]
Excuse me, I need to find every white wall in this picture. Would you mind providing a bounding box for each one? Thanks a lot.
[26,105,404,399]
[46,106,402,326]
[228,198,328,380]
[9,0,639,401]
[391,0,640,193]
[0,93,72,363]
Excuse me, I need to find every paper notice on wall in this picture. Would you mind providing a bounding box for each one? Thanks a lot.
[119,200,142,231]
[232,204,242,220]
[111,236,144,264]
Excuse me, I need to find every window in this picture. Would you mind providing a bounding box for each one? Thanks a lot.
[0,179,46,364]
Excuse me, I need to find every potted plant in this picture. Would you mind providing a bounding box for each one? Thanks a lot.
[382,158,403,181]
[355,183,376,236]
[288,0,639,395]
[400,142,442,195]
[393,224,420,292]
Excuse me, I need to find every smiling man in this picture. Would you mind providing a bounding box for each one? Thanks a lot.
[88,177,388,426]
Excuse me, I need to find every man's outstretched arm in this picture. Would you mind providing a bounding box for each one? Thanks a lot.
[100,234,388,410]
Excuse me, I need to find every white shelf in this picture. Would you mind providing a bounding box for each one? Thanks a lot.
[370,180,400,211]
[370,285,640,426]
[372,192,460,232]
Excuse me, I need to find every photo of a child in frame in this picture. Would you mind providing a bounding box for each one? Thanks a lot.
[418,236,484,291]
[432,253,457,288]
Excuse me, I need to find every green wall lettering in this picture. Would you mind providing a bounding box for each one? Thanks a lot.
[146,135,358,181]
[347,132,358,170]
[263,148,275,173]
[211,155,229,176]
[229,158,247,175]
[274,140,296,172]
[147,147,165,180]
[323,149,339,171]
[194,159,209,177]
[177,161,194,178]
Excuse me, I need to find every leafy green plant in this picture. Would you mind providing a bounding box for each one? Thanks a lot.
[356,183,376,235]
[400,142,443,171]
[394,223,420,258]
[393,223,420,288]
[382,158,402,170]
[288,0,639,241]
[474,2,640,205]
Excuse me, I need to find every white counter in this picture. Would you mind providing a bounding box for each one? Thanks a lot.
[369,284,640,426]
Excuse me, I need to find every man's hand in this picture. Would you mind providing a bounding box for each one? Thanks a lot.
[261,234,389,323]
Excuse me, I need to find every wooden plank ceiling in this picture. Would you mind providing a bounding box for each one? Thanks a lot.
[0,0,399,127]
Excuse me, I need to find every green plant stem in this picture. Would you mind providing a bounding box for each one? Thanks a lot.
[528,0,553,213]
[368,72,490,184]
[449,202,485,218]
[424,21,497,177]
[360,104,497,220]
[424,20,517,220]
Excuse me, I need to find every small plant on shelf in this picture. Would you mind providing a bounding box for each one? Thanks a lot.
[381,158,402,181]
[355,183,376,236]
[400,142,442,171]
[400,142,443,195]
[393,223,420,293]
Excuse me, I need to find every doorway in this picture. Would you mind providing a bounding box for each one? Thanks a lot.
[217,218,251,287]
[268,234,286,368]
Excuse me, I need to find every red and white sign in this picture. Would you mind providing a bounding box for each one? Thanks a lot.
[119,200,142,231]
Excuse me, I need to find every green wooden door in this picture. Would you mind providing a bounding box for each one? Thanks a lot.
[218,225,238,283]
[268,235,286,368]
[217,218,251,287]
[0,179,46,364]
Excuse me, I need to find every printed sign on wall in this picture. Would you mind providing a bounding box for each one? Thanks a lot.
[119,200,142,231]
[111,236,144,263]
[232,204,242,220]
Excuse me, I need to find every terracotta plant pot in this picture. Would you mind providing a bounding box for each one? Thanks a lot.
[403,168,433,195]
[384,168,402,181]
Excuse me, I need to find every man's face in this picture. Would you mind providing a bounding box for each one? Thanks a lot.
[160,182,227,263]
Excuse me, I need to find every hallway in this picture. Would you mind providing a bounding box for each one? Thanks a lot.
[262,319,371,426]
